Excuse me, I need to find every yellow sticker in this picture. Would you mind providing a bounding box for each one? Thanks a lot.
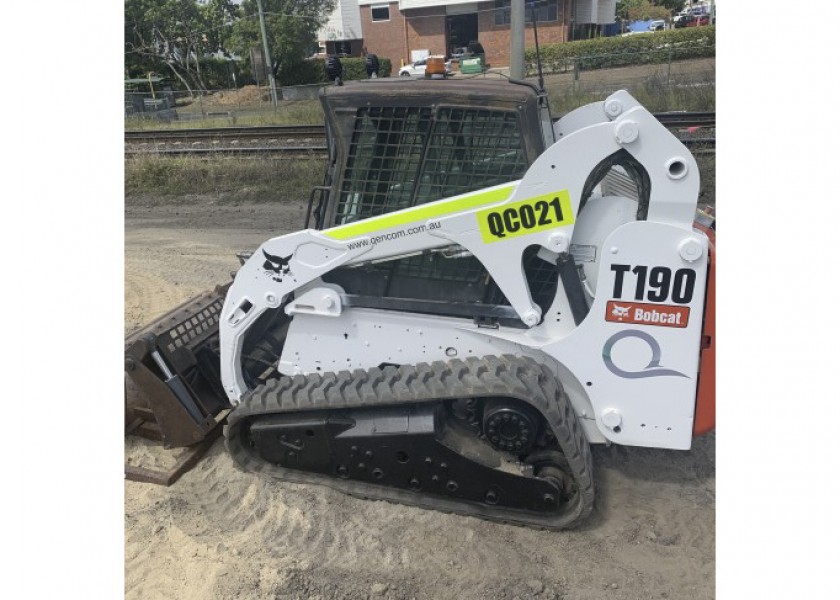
[323,184,515,241]
[477,190,574,243]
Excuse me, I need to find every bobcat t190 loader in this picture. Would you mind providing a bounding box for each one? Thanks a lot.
[125,79,715,529]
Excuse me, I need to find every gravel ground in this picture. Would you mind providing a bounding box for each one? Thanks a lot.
[125,198,715,600]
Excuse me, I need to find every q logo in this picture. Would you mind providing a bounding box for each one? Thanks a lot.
[602,330,688,379]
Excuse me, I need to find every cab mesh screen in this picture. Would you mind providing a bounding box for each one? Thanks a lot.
[332,104,555,308]
[335,106,528,224]
[336,106,432,225]
[415,108,528,202]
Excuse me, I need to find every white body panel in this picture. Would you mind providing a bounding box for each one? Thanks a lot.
[278,306,527,375]
[218,91,709,450]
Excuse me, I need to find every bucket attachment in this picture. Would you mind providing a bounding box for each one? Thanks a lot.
[124,284,232,449]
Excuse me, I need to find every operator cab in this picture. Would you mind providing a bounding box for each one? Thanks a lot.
[311,79,559,317]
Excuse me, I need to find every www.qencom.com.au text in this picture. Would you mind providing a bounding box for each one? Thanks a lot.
[345,221,441,249]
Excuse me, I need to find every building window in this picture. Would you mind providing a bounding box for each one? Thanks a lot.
[494,0,511,25]
[495,0,558,25]
[371,4,390,22]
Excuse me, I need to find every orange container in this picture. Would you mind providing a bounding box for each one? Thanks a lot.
[425,57,446,79]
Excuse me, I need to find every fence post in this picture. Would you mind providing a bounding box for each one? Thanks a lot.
[667,48,673,87]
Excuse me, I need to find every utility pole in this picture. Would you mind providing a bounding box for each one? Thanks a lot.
[256,0,278,107]
[510,0,525,79]
[529,1,544,92]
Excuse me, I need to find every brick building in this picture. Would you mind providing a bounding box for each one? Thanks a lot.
[356,1,617,69]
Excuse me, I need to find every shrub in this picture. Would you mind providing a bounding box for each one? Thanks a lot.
[525,26,715,75]
[197,57,247,90]
[338,57,393,81]
[277,60,324,86]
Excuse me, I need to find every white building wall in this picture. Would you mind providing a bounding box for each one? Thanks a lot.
[595,0,616,23]
[398,0,479,9]
[358,0,617,24]
[318,0,363,42]
[574,0,616,25]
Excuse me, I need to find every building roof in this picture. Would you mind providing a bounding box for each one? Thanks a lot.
[357,0,480,8]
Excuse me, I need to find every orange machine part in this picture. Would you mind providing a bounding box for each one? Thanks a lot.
[425,57,446,76]
[693,224,715,436]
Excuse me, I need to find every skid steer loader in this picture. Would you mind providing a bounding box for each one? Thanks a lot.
[125,78,715,529]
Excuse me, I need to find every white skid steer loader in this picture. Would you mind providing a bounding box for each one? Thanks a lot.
[125,79,715,529]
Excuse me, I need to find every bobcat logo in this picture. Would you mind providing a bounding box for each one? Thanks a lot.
[262,250,293,282]
[611,304,630,320]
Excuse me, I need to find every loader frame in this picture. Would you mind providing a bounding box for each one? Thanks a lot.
[220,90,710,450]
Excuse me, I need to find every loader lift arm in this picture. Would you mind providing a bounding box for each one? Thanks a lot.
[220,91,701,405]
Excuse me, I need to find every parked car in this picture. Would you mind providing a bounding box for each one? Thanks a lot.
[399,57,453,78]
[649,19,665,31]
[674,12,695,28]
[450,47,472,60]
[684,14,711,27]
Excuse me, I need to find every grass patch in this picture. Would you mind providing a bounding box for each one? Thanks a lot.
[695,153,715,208]
[125,155,326,205]
[546,69,715,114]
[126,62,714,207]
[125,99,324,131]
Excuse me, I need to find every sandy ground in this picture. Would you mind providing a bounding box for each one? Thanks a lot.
[125,200,715,600]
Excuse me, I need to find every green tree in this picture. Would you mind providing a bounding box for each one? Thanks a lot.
[616,0,671,21]
[226,0,336,87]
[654,0,685,15]
[125,0,238,95]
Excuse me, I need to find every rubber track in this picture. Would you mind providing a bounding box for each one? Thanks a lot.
[224,355,595,530]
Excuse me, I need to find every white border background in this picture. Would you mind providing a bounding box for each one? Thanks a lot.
[6,2,837,597]
[7,1,124,595]
[715,1,840,597]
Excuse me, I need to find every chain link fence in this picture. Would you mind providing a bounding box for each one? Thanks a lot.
[125,50,715,128]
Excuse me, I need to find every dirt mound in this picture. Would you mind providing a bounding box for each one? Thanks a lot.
[125,201,715,600]
[202,85,268,107]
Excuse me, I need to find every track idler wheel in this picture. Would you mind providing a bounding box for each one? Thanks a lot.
[527,450,575,500]
[482,398,543,454]
[535,466,570,506]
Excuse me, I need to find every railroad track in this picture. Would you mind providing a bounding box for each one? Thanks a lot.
[126,137,713,159]
[125,145,330,158]
[652,111,715,128]
[125,124,326,143]
[125,112,715,146]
